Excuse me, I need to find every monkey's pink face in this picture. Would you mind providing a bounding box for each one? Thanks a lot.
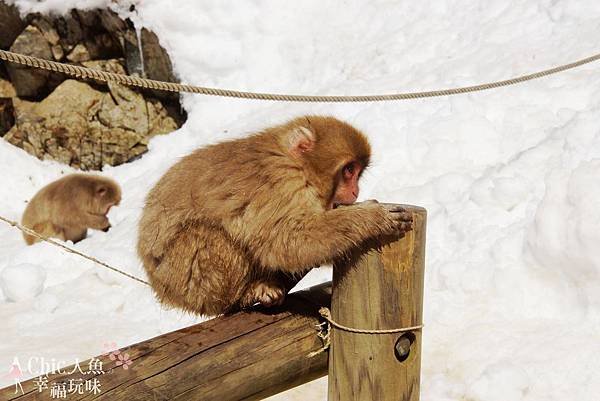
[330,161,362,209]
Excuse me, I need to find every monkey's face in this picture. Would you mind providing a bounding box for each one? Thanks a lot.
[330,161,364,209]
[94,183,121,215]
[284,116,371,210]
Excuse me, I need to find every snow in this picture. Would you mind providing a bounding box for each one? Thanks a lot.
[2,1,600,400]
[0,264,46,302]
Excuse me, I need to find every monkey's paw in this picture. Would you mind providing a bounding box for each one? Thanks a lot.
[243,280,286,308]
[382,204,413,237]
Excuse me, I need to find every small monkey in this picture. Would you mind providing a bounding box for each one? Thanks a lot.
[22,174,121,245]
[138,116,412,315]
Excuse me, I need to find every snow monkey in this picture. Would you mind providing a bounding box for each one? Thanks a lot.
[22,174,121,245]
[137,116,413,315]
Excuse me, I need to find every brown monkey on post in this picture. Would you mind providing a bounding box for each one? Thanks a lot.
[138,116,412,315]
[22,174,121,245]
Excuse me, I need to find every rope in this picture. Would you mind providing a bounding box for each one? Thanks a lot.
[0,215,150,286]
[308,307,423,357]
[319,307,423,334]
[1,49,599,102]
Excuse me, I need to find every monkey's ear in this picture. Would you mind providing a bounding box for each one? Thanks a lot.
[288,126,315,156]
[97,186,107,196]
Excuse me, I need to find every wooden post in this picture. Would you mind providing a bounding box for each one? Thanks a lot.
[328,204,426,401]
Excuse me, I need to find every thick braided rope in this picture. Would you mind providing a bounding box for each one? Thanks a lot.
[1,49,599,102]
[0,214,150,286]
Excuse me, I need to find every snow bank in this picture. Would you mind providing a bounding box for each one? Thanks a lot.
[1,1,600,400]
[0,264,46,302]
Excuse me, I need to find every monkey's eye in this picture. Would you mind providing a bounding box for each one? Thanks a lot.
[343,163,355,178]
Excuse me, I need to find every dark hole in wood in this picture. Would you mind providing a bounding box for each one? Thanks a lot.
[394,332,416,362]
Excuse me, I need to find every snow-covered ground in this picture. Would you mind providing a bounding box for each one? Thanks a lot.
[2,1,600,400]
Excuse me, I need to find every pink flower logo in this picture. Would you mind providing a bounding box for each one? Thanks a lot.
[109,350,133,370]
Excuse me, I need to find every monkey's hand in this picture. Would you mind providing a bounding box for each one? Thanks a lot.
[86,213,111,231]
[381,203,413,237]
[359,200,413,238]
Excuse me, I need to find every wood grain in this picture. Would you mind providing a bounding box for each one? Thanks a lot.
[328,205,426,401]
[0,283,331,401]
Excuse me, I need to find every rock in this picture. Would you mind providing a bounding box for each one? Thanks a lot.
[82,59,126,75]
[0,2,25,49]
[5,79,178,169]
[7,25,53,98]
[74,9,100,28]
[0,97,15,136]
[138,28,183,114]
[141,28,176,83]
[66,43,91,62]
[97,82,148,134]
[6,80,104,167]
[98,9,128,35]
[51,44,64,60]
[55,12,84,52]
[147,99,178,136]
[84,33,120,60]
[31,17,60,46]
[35,79,104,118]
[0,78,16,97]
[2,8,185,168]
[11,97,36,118]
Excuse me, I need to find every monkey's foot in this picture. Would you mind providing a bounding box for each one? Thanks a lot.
[242,280,286,308]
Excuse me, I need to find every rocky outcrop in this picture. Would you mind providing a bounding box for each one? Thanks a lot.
[4,79,177,170]
[0,3,185,170]
[6,25,54,98]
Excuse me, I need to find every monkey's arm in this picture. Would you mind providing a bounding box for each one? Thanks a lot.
[248,202,411,272]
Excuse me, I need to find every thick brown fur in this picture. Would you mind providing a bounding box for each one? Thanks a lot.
[138,116,411,316]
[22,174,121,245]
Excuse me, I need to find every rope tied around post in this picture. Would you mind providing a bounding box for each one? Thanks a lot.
[320,306,423,334]
[308,307,424,357]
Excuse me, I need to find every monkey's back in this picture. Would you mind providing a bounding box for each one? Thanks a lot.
[22,176,70,224]
[137,129,306,263]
